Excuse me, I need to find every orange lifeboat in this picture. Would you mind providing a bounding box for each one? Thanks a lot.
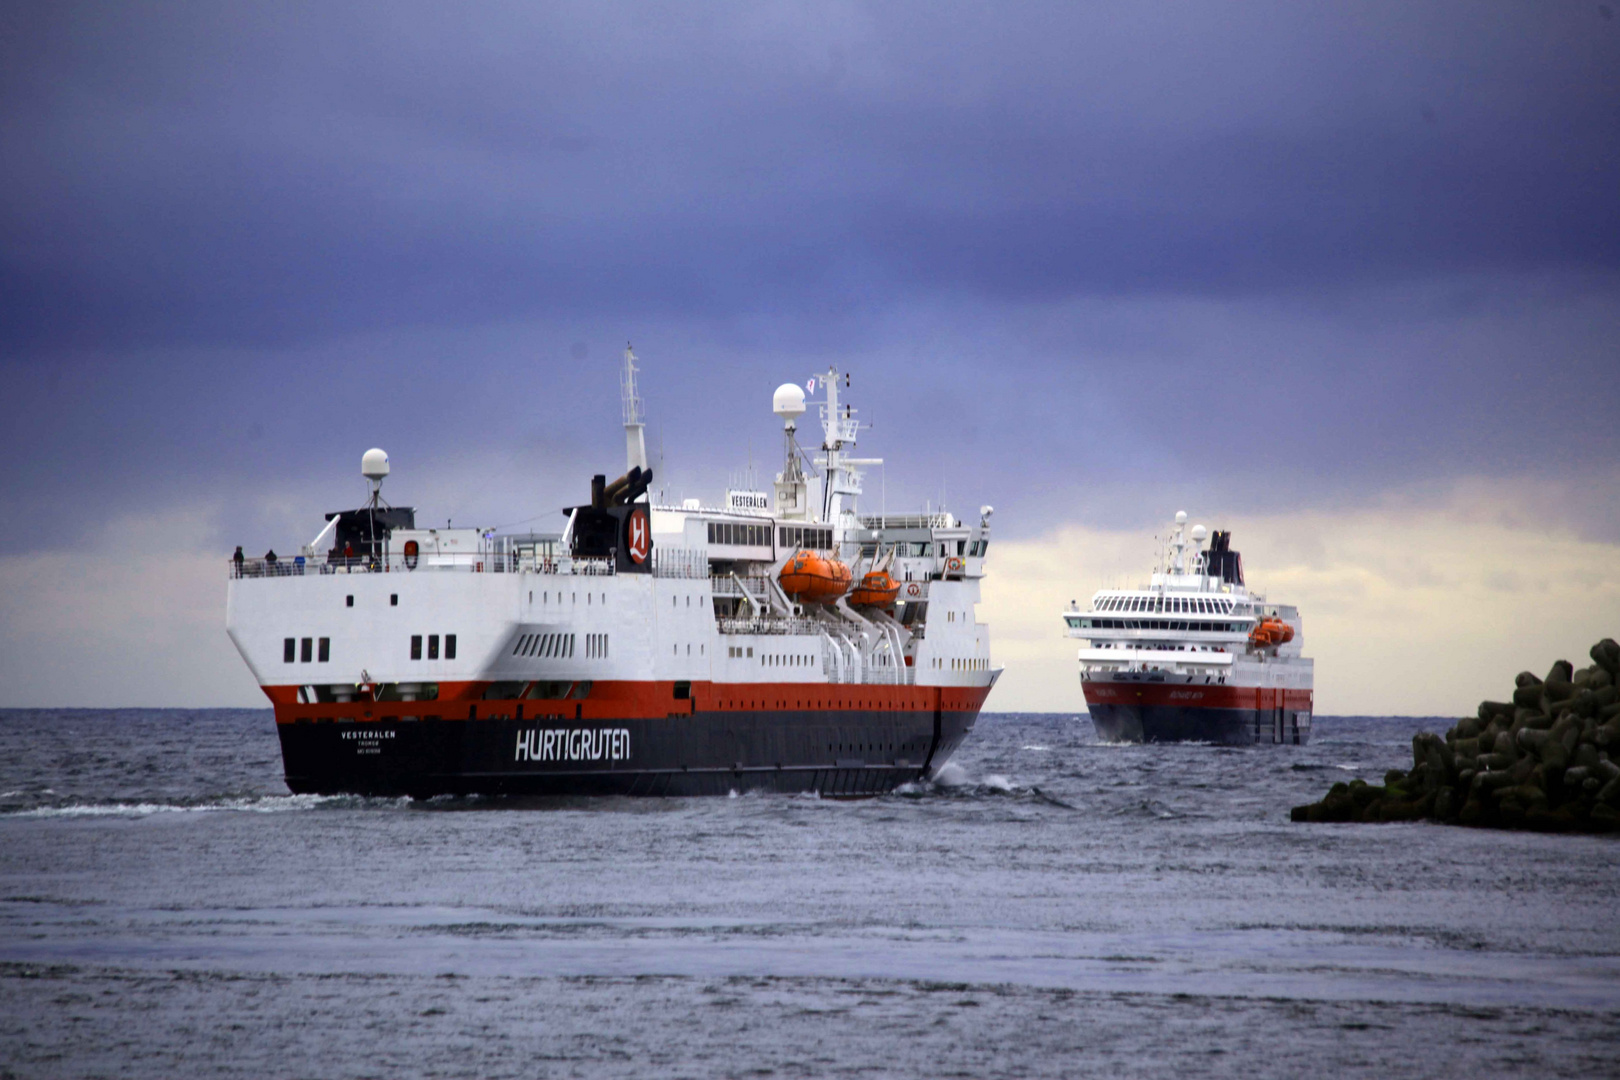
[849,569,900,608]
[1248,617,1295,648]
[779,550,852,603]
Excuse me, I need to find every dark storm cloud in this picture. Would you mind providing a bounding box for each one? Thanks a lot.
[3,1,1617,351]
[2,1,1618,557]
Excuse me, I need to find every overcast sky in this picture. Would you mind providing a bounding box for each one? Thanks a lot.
[3,2,1617,709]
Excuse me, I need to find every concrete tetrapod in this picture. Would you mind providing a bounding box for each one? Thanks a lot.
[1291,638,1620,833]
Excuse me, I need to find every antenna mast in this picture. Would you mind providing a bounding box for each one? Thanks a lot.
[813,367,882,527]
[621,343,648,472]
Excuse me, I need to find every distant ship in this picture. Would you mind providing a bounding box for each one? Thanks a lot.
[226,349,1000,796]
[1062,513,1312,744]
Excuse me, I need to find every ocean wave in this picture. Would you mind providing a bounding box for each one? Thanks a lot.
[887,767,1075,808]
[4,794,379,818]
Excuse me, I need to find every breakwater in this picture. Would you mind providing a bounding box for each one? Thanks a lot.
[1292,638,1620,833]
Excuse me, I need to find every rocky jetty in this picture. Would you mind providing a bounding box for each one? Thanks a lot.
[1292,638,1620,833]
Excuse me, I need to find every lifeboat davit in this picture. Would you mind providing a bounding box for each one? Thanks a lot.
[779,550,852,603]
[849,569,900,608]
[1248,617,1295,648]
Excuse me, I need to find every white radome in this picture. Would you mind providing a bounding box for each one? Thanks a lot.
[1175,510,1188,524]
[362,448,390,483]
[773,383,806,420]
[1191,524,1208,542]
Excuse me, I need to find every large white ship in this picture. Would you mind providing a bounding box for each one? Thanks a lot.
[1062,512,1313,744]
[226,351,1000,796]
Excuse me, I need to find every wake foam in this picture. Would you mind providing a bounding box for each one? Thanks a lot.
[5,794,395,818]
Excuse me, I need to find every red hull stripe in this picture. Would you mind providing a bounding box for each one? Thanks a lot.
[264,680,992,724]
[1084,683,1313,711]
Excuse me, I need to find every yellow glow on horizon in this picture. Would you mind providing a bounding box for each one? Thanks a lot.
[980,486,1620,716]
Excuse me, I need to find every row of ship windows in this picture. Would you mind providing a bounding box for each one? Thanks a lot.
[708,522,777,547]
[1076,618,1236,632]
[410,634,458,660]
[284,637,329,663]
[854,540,988,558]
[734,649,814,667]
[704,522,992,560]
[526,591,607,605]
[1097,596,1233,614]
[705,523,840,550]
[925,657,989,670]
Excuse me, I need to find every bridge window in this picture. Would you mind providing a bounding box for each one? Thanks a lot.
[284,638,295,663]
[300,637,312,663]
[428,634,439,660]
[318,638,329,663]
[411,635,422,660]
[446,635,457,660]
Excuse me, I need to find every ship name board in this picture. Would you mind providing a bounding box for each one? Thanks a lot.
[726,490,770,512]
[515,727,631,763]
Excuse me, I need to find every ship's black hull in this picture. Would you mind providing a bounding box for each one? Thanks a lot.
[1087,704,1310,746]
[276,705,980,798]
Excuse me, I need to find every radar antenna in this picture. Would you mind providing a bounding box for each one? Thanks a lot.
[361,448,390,509]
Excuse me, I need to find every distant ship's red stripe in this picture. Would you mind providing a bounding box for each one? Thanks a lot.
[1084,682,1313,711]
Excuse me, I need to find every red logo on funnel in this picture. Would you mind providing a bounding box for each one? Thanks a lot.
[626,507,650,564]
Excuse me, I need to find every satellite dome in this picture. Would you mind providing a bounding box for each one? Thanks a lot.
[1191,524,1208,542]
[773,383,806,420]
[1175,510,1188,525]
[362,448,390,483]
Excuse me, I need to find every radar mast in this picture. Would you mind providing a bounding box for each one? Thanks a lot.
[621,343,648,472]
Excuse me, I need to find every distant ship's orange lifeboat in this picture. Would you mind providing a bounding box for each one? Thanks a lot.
[849,569,900,608]
[779,550,852,603]
[1249,617,1295,648]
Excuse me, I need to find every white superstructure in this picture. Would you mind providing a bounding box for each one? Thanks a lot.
[225,361,1001,797]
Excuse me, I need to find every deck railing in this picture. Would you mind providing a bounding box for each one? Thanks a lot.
[230,541,724,580]
[229,549,615,579]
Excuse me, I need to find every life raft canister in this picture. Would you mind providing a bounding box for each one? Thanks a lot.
[403,539,419,571]
[778,550,852,602]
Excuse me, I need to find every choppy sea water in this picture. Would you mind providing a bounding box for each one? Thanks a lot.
[1,710,1616,1079]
